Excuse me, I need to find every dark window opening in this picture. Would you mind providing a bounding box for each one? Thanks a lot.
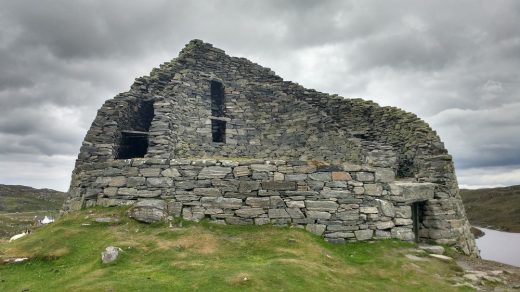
[211,81,225,117]
[116,99,154,159]
[411,201,425,243]
[136,100,155,132]
[117,131,149,159]
[210,81,226,143]
[212,120,226,143]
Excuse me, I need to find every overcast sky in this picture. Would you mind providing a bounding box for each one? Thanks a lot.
[0,0,519,191]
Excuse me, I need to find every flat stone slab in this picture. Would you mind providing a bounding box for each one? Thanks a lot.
[405,254,429,261]
[428,254,453,261]
[389,181,436,203]
[418,244,445,255]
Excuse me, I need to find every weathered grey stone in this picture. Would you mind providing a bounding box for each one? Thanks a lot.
[308,172,331,181]
[285,174,308,181]
[306,224,326,236]
[376,221,395,230]
[245,197,270,208]
[306,211,331,220]
[235,208,265,218]
[286,208,305,219]
[268,209,290,218]
[418,245,445,255]
[294,165,317,174]
[239,181,260,193]
[103,187,118,197]
[389,182,435,203]
[391,227,415,241]
[325,232,355,239]
[109,176,127,187]
[375,230,392,239]
[359,207,378,214]
[286,200,305,208]
[354,229,373,240]
[355,172,374,182]
[395,206,412,218]
[233,166,251,177]
[261,181,297,191]
[364,184,382,196]
[331,171,351,181]
[394,218,413,225]
[250,164,277,172]
[353,187,365,195]
[101,246,122,264]
[176,180,211,190]
[217,197,242,209]
[320,189,352,198]
[167,201,183,216]
[270,196,285,208]
[161,168,181,177]
[137,190,161,198]
[146,177,173,188]
[128,199,167,223]
[193,188,221,196]
[254,217,271,225]
[273,172,285,181]
[375,168,395,183]
[378,200,395,217]
[118,187,137,196]
[139,168,161,177]
[336,211,359,221]
[198,166,232,179]
[127,177,146,187]
[326,225,359,231]
[305,200,338,211]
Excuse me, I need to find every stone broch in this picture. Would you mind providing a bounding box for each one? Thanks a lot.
[62,39,478,256]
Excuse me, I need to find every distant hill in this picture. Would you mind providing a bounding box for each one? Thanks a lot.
[0,184,67,213]
[0,184,67,238]
[460,185,520,232]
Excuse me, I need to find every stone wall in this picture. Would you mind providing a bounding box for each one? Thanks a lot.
[63,40,478,256]
[68,157,439,243]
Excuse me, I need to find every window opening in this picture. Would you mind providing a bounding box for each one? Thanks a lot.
[210,81,226,143]
[116,99,154,159]
[118,131,149,159]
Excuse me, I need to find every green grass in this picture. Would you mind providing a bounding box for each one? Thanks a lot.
[460,185,520,232]
[0,207,470,291]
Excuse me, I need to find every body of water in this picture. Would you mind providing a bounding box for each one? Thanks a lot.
[476,227,520,267]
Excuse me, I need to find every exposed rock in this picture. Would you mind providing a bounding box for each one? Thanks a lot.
[127,199,167,223]
[418,245,445,255]
[101,246,122,264]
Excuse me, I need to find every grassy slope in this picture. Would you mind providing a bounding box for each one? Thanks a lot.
[460,185,520,232]
[0,208,469,291]
[0,184,67,238]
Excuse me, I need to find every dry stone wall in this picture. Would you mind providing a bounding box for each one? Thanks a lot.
[69,157,434,243]
[63,40,478,256]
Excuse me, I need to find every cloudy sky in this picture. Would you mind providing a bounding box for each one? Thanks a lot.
[1,0,519,191]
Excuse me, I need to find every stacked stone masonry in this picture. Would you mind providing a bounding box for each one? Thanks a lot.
[63,39,478,256]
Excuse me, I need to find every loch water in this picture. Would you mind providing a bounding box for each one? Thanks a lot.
[476,227,520,267]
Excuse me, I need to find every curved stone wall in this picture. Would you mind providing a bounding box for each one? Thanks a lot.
[63,40,478,256]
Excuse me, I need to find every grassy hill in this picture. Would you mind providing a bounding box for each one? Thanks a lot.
[460,185,520,232]
[0,207,474,291]
[0,184,67,238]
